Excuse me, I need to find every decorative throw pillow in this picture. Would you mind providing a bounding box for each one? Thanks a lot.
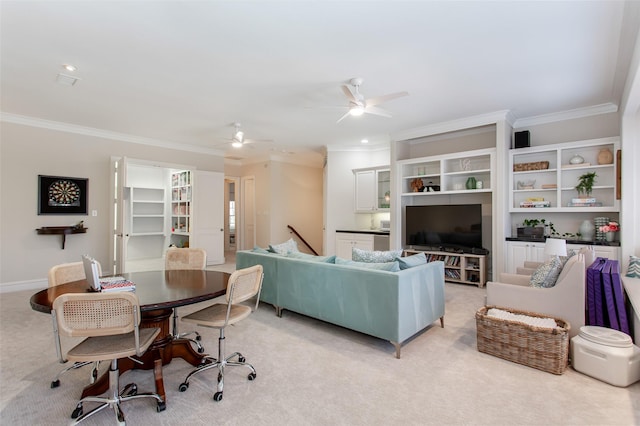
[335,257,400,272]
[268,238,299,255]
[530,257,563,288]
[251,246,271,254]
[395,252,427,270]
[560,249,577,265]
[287,251,336,263]
[626,255,640,279]
[352,247,403,263]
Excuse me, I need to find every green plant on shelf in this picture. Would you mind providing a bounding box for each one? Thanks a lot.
[575,172,597,197]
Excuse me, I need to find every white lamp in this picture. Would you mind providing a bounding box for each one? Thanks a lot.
[544,238,567,259]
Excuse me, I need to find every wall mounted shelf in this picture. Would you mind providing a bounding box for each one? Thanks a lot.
[36,226,87,249]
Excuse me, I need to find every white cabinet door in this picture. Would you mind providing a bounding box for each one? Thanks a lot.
[567,243,619,261]
[506,241,546,273]
[355,170,376,212]
[192,171,224,265]
[335,233,374,259]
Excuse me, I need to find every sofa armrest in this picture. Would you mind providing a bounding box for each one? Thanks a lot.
[516,267,536,276]
[497,273,530,286]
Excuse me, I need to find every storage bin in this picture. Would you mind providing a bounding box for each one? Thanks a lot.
[476,306,570,374]
[571,326,640,387]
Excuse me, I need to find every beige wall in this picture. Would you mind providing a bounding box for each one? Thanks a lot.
[0,122,224,287]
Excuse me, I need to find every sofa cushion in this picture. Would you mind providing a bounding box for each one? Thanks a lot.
[335,257,400,272]
[530,257,563,288]
[627,255,640,278]
[287,251,336,263]
[352,247,403,263]
[396,252,427,270]
[269,238,299,255]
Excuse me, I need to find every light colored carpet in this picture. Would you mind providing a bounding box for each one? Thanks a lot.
[1,264,638,425]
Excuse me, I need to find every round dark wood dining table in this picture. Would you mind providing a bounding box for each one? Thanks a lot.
[30,269,230,400]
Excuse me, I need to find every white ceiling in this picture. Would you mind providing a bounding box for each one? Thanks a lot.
[1,1,638,166]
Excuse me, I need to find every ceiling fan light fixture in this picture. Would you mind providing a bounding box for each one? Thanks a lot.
[234,130,244,143]
[349,105,365,116]
[231,140,243,148]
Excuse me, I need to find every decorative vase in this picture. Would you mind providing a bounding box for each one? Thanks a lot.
[579,220,595,241]
[570,154,584,165]
[606,232,615,242]
[465,177,477,190]
[597,148,613,165]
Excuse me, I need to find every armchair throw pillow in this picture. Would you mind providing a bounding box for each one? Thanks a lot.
[626,255,640,279]
[530,257,563,288]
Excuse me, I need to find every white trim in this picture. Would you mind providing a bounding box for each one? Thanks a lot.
[391,110,510,141]
[0,112,226,156]
[0,279,47,293]
[512,103,618,128]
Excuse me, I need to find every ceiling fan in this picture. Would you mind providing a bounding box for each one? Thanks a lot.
[336,78,409,123]
[220,123,272,149]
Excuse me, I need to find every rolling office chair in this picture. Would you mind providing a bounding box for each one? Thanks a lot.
[178,265,263,401]
[165,247,207,353]
[48,261,103,388]
[52,292,165,425]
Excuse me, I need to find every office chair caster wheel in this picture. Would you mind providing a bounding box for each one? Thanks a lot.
[248,372,256,381]
[121,383,137,397]
[239,356,246,363]
[196,335,202,341]
[157,400,166,412]
[51,379,60,388]
[213,391,223,402]
[197,346,205,353]
[178,382,189,392]
[71,404,83,419]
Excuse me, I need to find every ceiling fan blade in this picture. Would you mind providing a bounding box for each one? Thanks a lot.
[244,138,273,145]
[364,106,392,118]
[365,91,409,107]
[341,85,358,103]
[336,110,352,123]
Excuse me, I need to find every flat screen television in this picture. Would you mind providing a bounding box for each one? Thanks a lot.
[405,204,484,253]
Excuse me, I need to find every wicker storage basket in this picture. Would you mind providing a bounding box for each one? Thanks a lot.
[513,161,550,171]
[476,306,570,375]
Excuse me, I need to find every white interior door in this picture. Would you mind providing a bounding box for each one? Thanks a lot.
[192,170,225,265]
[110,156,128,274]
[241,176,256,250]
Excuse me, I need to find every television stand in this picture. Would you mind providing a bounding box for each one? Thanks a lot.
[404,249,487,288]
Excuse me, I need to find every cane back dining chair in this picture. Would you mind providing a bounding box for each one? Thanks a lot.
[48,261,103,388]
[52,291,165,425]
[178,264,263,401]
[165,247,207,353]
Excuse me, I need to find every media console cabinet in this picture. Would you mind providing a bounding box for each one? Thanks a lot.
[404,249,487,288]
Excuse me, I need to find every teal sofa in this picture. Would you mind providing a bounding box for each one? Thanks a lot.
[236,250,446,358]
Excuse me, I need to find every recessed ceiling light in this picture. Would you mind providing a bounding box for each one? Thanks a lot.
[361,139,369,144]
[63,64,77,72]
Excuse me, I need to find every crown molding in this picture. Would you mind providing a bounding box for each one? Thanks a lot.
[512,103,619,128]
[391,110,511,141]
[0,112,226,157]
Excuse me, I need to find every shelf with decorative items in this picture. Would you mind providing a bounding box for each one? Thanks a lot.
[398,148,494,196]
[509,137,619,213]
[170,170,192,247]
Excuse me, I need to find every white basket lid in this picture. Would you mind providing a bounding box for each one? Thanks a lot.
[578,326,632,348]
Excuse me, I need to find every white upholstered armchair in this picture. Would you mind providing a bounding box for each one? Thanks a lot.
[486,248,595,339]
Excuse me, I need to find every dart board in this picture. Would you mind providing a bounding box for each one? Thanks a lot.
[48,179,81,206]
[38,175,88,215]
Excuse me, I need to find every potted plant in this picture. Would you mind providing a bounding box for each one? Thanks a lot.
[575,172,597,198]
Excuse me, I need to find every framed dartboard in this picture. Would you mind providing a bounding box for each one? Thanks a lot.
[38,175,88,215]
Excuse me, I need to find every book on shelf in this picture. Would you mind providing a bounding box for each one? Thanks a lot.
[99,276,136,292]
[567,201,603,207]
[541,184,557,189]
[519,200,551,208]
[571,197,596,204]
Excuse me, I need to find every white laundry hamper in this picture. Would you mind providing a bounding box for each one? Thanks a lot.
[571,326,640,387]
